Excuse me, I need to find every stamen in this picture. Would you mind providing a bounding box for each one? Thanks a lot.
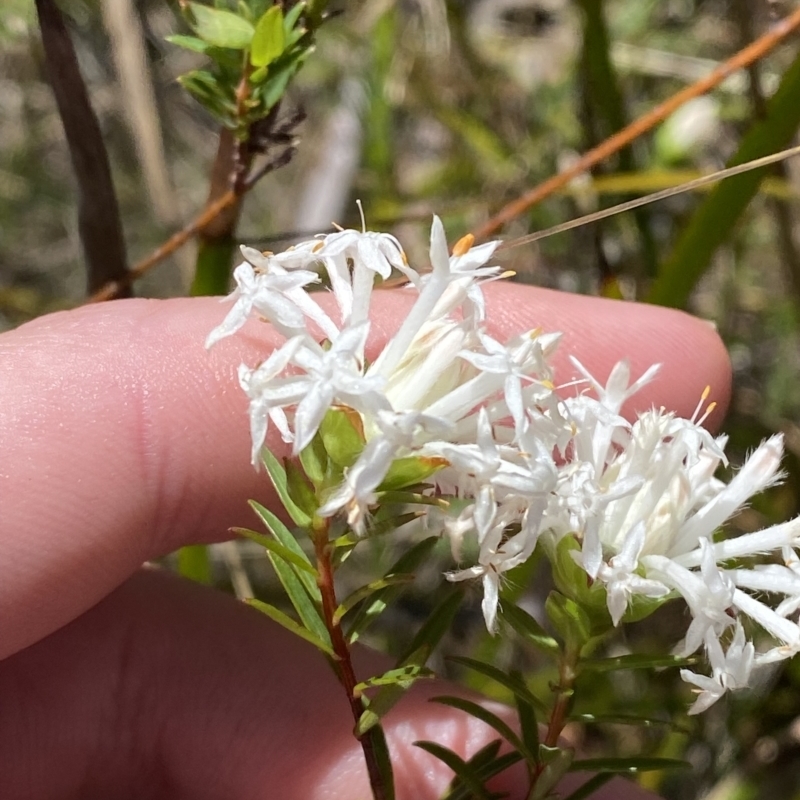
[452,233,475,256]
[691,386,712,423]
[356,199,367,233]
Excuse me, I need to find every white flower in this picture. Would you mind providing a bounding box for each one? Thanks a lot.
[593,522,670,626]
[447,518,538,633]
[318,409,452,533]
[681,623,754,714]
[207,213,800,716]
[206,247,338,347]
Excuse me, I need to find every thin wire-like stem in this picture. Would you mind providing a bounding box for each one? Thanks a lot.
[471,5,800,241]
[497,144,800,252]
[312,521,390,800]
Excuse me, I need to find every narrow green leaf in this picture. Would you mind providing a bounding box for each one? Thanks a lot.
[568,712,688,733]
[248,501,319,600]
[260,448,312,527]
[378,456,449,492]
[431,696,533,762]
[165,34,209,53]
[259,53,307,110]
[285,458,318,518]
[499,603,559,654]
[320,407,365,468]
[414,741,494,800]
[579,653,695,673]
[511,668,539,758]
[444,741,525,800]
[377,491,451,508]
[177,544,212,584]
[366,511,422,539]
[545,592,593,653]
[265,548,329,645]
[283,0,305,32]
[368,723,396,800]
[448,656,548,716]
[357,647,431,735]
[446,750,524,800]
[346,537,439,643]
[187,3,254,49]
[233,527,317,576]
[246,598,334,657]
[560,772,615,800]
[299,433,328,489]
[251,5,285,67]
[354,663,434,696]
[334,574,415,625]
[396,588,464,665]
[569,757,689,774]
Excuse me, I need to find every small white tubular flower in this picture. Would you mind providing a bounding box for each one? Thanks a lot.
[319,227,409,280]
[237,336,307,464]
[594,522,670,625]
[205,253,325,348]
[318,410,452,533]
[644,541,736,657]
[447,516,539,633]
[681,624,755,714]
[289,322,386,453]
[370,216,501,381]
[569,357,661,416]
[669,434,785,558]
[458,330,553,437]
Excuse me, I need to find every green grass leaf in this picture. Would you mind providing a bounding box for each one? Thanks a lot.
[649,49,800,308]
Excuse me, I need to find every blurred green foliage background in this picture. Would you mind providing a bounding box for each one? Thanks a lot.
[3,0,800,797]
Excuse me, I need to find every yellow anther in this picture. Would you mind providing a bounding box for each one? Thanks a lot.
[701,385,711,401]
[452,233,475,256]
[312,241,325,253]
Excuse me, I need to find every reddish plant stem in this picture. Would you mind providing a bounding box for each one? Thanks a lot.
[531,649,579,789]
[313,523,389,800]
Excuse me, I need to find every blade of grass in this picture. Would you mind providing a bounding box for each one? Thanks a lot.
[648,49,800,308]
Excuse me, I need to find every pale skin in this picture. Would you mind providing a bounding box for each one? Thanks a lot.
[0,284,730,799]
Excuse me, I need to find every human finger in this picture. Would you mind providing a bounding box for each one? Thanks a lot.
[0,289,730,659]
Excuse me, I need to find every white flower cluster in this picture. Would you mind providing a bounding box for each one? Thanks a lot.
[208,217,800,714]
